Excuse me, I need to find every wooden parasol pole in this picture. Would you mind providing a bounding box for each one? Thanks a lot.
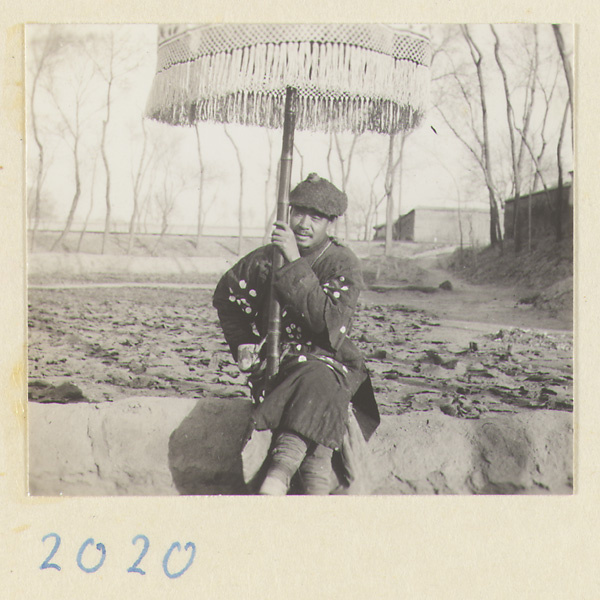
[266,86,297,379]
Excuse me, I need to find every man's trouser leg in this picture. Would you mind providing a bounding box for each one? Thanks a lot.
[259,431,308,495]
[298,444,334,495]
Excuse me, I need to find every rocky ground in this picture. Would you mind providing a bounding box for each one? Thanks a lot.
[28,286,573,417]
[27,234,574,495]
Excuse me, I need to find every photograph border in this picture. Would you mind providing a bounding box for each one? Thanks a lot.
[1,2,595,598]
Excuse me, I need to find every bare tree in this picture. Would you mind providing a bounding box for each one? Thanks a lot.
[95,33,116,254]
[293,141,305,181]
[223,125,245,256]
[360,185,386,242]
[193,124,226,249]
[380,130,414,255]
[151,165,186,255]
[127,118,154,254]
[506,25,572,244]
[422,142,468,252]
[433,25,503,246]
[262,131,278,244]
[333,132,359,240]
[326,131,335,182]
[432,24,572,250]
[524,61,558,250]
[490,25,538,252]
[345,135,392,242]
[194,123,206,250]
[555,100,571,242]
[365,164,387,241]
[76,151,99,252]
[461,25,502,246]
[552,24,573,242]
[45,36,98,251]
[384,133,397,256]
[27,26,62,251]
[393,130,410,239]
[552,25,573,119]
[85,29,140,254]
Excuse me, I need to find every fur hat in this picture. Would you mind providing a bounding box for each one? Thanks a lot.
[289,173,347,218]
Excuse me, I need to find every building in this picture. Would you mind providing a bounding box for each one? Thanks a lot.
[504,182,573,241]
[373,207,490,246]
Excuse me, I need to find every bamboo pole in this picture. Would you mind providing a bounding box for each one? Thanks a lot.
[266,86,297,380]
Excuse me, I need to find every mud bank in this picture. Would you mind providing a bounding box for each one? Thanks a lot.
[29,252,232,278]
[29,396,572,496]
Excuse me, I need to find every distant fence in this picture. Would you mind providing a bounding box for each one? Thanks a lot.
[28,253,234,278]
[31,222,267,238]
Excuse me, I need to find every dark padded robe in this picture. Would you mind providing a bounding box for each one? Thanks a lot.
[212,237,379,450]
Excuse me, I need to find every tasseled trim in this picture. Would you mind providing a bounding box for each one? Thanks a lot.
[145,26,431,134]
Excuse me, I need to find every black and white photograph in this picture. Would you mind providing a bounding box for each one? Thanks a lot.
[26,23,573,497]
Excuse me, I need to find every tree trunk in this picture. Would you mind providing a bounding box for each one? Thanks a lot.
[555,100,570,241]
[128,120,150,255]
[553,24,573,243]
[263,131,275,241]
[527,187,533,251]
[325,132,342,237]
[326,131,335,181]
[28,28,61,250]
[462,25,502,248]
[294,142,304,180]
[384,133,396,256]
[491,25,523,251]
[263,162,279,245]
[395,132,407,240]
[77,154,98,252]
[194,123,205,250]
[333,132,359,242]
[224,126,244,256]
[552,25,573,113]
[51,136,82,251]
[30,64,45,251]
[100,77,113,254]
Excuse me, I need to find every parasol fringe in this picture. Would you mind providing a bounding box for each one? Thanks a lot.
[146,40,430,134]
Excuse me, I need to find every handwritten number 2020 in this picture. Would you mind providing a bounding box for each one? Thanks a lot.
[40,534,195,578]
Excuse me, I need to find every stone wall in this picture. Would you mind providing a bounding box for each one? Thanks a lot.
[29,396,572,496]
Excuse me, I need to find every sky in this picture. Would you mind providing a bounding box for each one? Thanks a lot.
[26,24,573,240]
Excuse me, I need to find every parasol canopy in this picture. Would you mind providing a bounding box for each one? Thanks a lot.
[145,23,431,378]
[146,23,431,134]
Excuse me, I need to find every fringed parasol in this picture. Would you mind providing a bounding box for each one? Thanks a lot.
[147,24,430,134]
[146,23,431,377]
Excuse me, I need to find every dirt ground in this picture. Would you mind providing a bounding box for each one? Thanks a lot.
[28,237,573,423]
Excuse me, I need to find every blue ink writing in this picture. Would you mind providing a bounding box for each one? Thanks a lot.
[40,533,61,571]
[162,542,196,579]
[76,538,107,574]
[127,534,150,575]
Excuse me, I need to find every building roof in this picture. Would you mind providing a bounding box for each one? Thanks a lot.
[373,205,488,230]
[504,181,572,205]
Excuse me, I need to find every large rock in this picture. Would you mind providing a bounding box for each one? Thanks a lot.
[29,397,572,496]
[29,396,261,496]
[369,411,572,494]
[29,397,198,495]
[167,397,255,495]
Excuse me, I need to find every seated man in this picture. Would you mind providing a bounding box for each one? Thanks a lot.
[213,173,379,495]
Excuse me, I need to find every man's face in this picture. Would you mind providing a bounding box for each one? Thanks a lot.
[289,206,333,254]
